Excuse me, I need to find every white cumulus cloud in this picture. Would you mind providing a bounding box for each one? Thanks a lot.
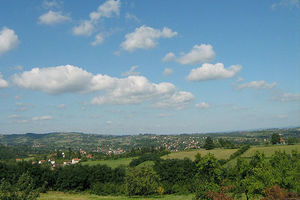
[162,52,176,62]
[187,63,242,81]
[236,80,277,90]
[43,0,60,9]
[272,92,300,102]
[0,73,9,88]
[121,25,177,52]
[13,65,193,109]
[125,13,140,23]
[195,102,210,109]
[177,44,215,65]
[162,44,215,65]
[39,10,71,25]
[163,68,173,76]
[90,76,194,108]
[121,65,140,76]
[271,0,300,9]
[0,27,19,56]
[151,91,194,110]
[32,115,53,121]
[73,0,120,36]
[91,33,104,46]
[89,0,120,21]
[12,65,115,94]
[73,20,95,36]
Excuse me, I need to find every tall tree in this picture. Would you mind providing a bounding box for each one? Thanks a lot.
[204,136,215,150]
[194,153,222,199]
[271,133,281,145]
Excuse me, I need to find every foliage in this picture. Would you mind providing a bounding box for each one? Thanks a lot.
[204,137,215,150]
[194,154,223,200]
[206,184,234,200]
[218,138,236,149]
[0,173,40,200]
[130,153,161,167]
[261,185,297,200]
[271,133,281,144]
[228,150,300,199]
[225,145,250,164]
[287,137,298,145]
[0,145,31,160]
[125,166,160,196]
[154,158,197,194]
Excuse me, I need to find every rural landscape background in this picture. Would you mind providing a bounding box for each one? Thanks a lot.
[0,0,299,199]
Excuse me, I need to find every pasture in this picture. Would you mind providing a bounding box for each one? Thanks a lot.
[162,148,237,160]
[81,157,134,168]
[241,144,300,157]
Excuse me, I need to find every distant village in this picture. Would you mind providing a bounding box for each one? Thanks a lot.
[13,132,290,168]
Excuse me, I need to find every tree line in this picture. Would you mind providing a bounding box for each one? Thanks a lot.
[0,148,299,199]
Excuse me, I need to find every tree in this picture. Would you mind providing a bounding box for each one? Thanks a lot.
[261,186,296,200]
[125,166,160,196]
[287,137,298,145]
[271,133,280,145]
[230,152,276,200]
[194,153,223,199]
[204,137,215,150]
[0,173,40,200]
[154,158,197,194]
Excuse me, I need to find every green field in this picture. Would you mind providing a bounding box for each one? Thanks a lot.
[81,145,300,168]
[224,144,300,167]
[241,144,300,157]
[162,148,237,160]
[81,157,134,168]
[39,191,194,200]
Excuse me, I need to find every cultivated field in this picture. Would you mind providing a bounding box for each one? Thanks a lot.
[224,144,300,167]
[81,157,134,168]
[162,148,237,160]
[241,144,300,157]
[39,191,194,200]
[81,145,300,168]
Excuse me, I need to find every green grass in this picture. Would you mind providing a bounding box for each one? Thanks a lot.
[162,148,237,160]
[137,161,155,168]
[224,144,300,168]
[241,144,300,158]
[81,157,135,168]
[38,191,194,200]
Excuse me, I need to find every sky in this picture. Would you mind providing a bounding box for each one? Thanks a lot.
[0,0,299,134]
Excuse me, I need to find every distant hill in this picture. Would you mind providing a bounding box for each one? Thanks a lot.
[0,128,299,152]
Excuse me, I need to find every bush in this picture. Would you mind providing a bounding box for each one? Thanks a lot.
[125,166,160,196]
[261,185,297,200]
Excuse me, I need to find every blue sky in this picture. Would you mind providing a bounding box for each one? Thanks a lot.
[0,0,299,134]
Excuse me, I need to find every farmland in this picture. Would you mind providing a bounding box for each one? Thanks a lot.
[241,144,300,157]
[162,148,237,160]
[80,144,300,169]
[81,157,134,168]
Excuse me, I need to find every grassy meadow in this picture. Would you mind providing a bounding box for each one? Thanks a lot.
[39,191,194,200]
[81,157,135,168]
[81,144,300,169]
[224,144,300,167]
[162,148,237,160]
[241,144,300,157]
